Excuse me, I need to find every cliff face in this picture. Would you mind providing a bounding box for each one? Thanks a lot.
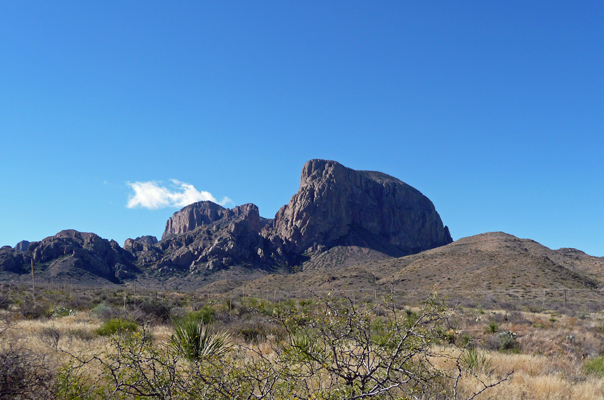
[146,203,280,274]
[162,202,265,240]
[269,159,452,256]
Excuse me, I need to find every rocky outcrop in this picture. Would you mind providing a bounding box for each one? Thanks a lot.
[17,230,138,282]
[124,236,163,267]
[0,246,29,274]
[268,159,452,256]
[152,204,280,274]
[134,236,158,245]
[162,202,268,240]
[14,240,30,252]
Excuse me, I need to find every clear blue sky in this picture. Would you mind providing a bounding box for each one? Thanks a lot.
[1,1,603,256]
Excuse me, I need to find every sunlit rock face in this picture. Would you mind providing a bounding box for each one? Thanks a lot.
[268,159,452,256]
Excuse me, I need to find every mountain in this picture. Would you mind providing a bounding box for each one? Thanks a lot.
[0,230,138,283]
[18,161,588,291]
[264,159,452,269]
[269,159,452,255]
[138,159,454,277]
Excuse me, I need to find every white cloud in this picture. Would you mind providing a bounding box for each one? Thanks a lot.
[126,180,227,209]
[219,196,234,206]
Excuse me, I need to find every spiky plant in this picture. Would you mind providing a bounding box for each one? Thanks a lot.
[170,316,231,361]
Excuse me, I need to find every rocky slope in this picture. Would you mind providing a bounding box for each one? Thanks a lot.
[127,203,285,277]
[0,230,138,283]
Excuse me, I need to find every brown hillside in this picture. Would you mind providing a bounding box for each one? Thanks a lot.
[208,232,604,303]
[378,232,601,291]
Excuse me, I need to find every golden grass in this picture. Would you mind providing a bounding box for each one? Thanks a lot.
[459,352,604,400]
[4,309,604,399]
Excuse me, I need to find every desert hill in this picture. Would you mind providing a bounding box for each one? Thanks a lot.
[210,232,604,302]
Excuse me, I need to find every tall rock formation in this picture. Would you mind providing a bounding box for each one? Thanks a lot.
[269,159,452,256]
[14,240,30,252]
[162,202,266,240]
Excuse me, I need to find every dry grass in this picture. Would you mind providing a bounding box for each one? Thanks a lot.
[4,299,604,399]
[459,352,604,400]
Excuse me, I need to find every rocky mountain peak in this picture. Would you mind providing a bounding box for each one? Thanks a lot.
[134,235,158,245]
[271,159,453,255]
[162,201,266,240]
[14,240,30,252]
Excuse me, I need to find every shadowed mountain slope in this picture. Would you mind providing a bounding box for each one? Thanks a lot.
[215,232,603,298]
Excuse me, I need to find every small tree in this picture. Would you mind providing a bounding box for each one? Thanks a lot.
[275,293,511,399]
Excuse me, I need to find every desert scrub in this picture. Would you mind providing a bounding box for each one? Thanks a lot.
[56,295,511,399]
[275,295,511,399]
[189,304,215,325]
[51,306,74,318]
[462,348,493,374]
[0,321,56,399]
[95,318,138,336]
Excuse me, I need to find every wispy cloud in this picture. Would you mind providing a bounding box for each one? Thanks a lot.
[126,180,233,209]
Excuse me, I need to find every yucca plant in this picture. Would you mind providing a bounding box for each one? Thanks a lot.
[170,315,232,361]
[462,348,492,374]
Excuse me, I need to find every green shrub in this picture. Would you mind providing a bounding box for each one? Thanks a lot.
[462,348,492,373]
[486,322,499,334]
[51,306,74,318]
[19,301,51,320]
[0,295,11,310]
[96,319,138,336]
[139,300,173,323]
[583,356,604,377]
[190,305,215,325]
[91,302,111,316]
[460,332,474,348]
[525,304,544,313]
[498,331,518,351]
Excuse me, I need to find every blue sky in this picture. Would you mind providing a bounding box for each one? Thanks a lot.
[1,1,603,255]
